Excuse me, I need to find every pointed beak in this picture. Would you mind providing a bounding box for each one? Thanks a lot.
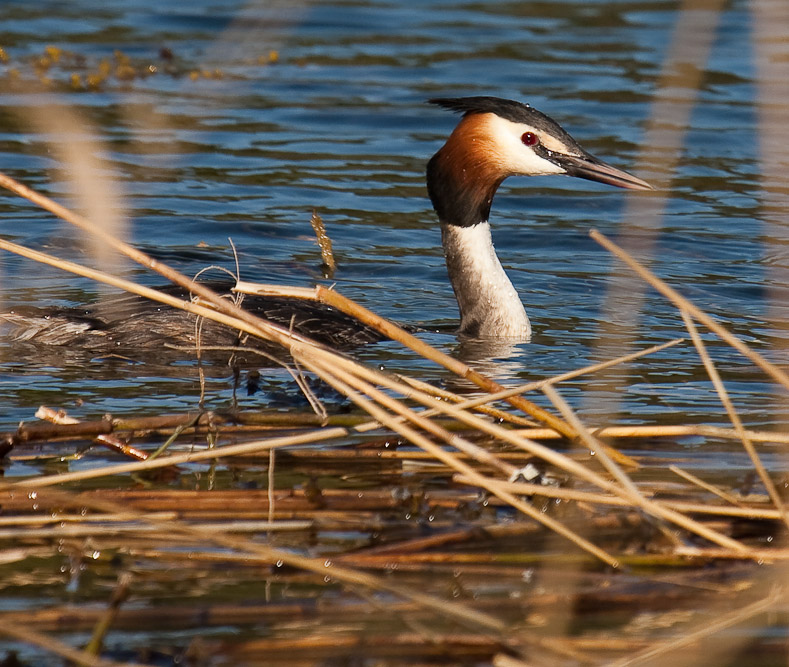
[553,152,652,191]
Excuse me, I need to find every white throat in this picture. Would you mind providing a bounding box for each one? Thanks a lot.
[441,222,531,339]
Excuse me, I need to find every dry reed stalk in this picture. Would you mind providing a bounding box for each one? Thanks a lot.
[35,406,148,461]
[680,310,789,529]
[672,547,789,561]
[3,411,374,447]
[542,384,750,553]
[0,618,148,667]
[0,519,312,540]
[299,351,621,567]
[591,229,789,392]
[493,656,532,667]
[0,512,178,526]
[515,423,789,444]
[453,475,784,520]
[606,586,784,667]
[668,465,745,507]
[394,374,540,427]
[8,427,350,488]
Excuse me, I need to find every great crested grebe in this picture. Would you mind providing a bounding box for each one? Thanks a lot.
[426,97,650,338]
[0,97,649,353]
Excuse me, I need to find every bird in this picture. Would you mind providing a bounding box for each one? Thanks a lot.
[0,97,650,355]
[426,96,651,338]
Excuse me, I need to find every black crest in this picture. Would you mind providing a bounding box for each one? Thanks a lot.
[428,96,575,144]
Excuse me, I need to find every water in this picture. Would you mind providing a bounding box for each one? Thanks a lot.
[0,2,787,663]
[0,0,777,433]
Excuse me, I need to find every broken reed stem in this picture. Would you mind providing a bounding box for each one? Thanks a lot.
[590,228,789,392]
[515,423,789,444]
[542,383,750,554]
[299,352,622,568]
[680,310,789,530]
[0,520,312,540]
[35,406,147,461]
[84,573,132,657]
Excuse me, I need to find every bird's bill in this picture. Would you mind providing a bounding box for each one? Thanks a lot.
[555,153,652,191]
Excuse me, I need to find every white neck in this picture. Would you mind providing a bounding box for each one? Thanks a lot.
[441,222,531,338]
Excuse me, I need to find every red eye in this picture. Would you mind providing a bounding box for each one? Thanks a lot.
[521,132,539,147]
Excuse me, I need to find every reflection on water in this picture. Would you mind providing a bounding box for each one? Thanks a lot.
[454,337,531,382]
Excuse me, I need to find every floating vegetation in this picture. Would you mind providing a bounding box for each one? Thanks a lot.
[0,43,280,92]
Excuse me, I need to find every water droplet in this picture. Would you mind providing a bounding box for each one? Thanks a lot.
[92,551,100,560]
[28,492,37,500]
[767,536,773,543]
[275,560,283,568]
[323,560,332,568]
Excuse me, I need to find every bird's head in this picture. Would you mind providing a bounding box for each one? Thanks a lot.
[426,96,651,227]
